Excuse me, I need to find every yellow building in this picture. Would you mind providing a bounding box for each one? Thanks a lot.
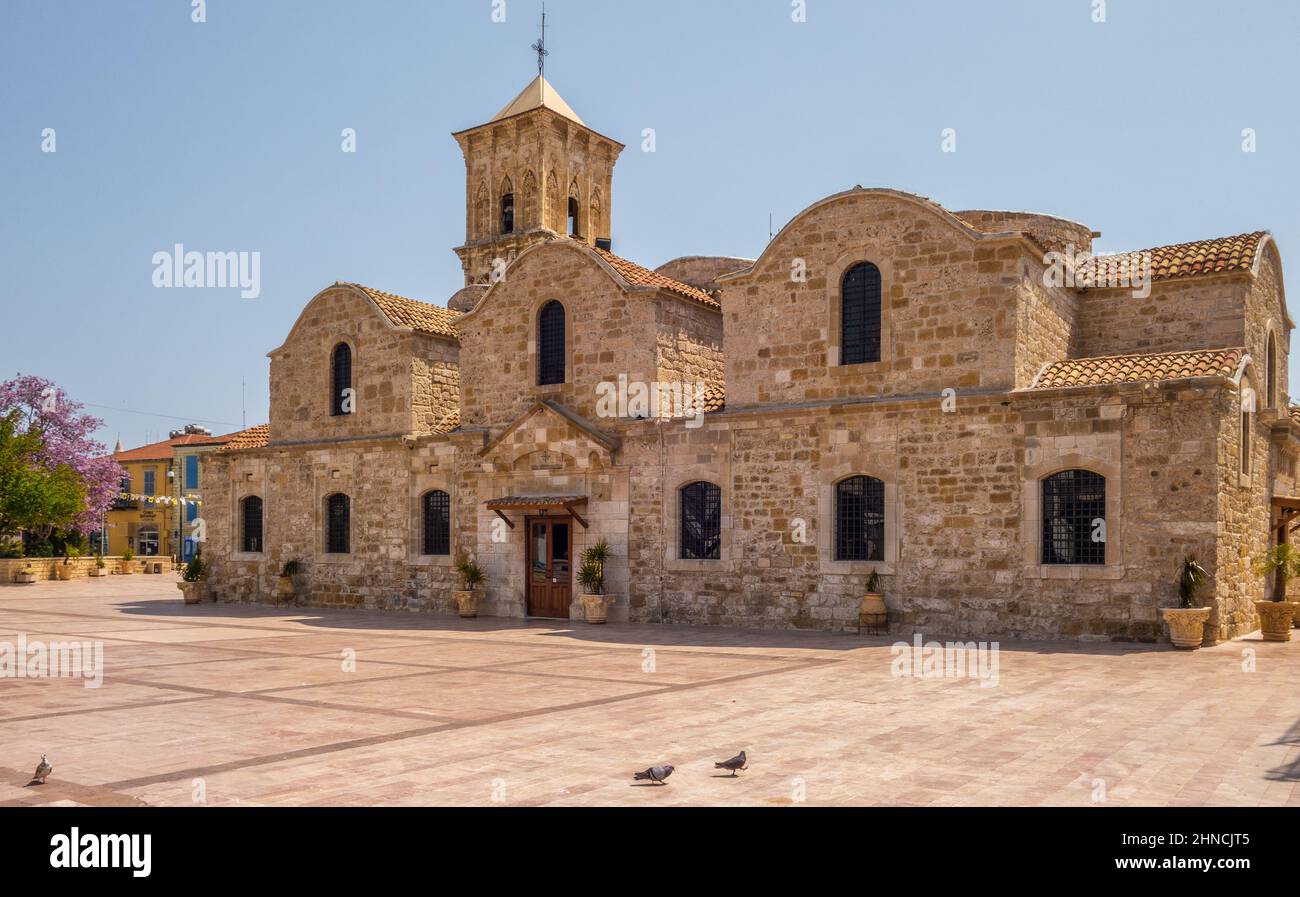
[105,427,233,561]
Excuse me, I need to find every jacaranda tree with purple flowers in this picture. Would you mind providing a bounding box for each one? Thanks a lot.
[0,375,124,541]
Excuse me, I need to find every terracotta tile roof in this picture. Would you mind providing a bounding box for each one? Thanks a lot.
[344,283,462,339]
[430,406,460,435]
[111,432,228,462]
[218,424,270,452]
[591,247,719,308]
[1290,405,1300,426]
[1031,348,1245,390]
[486,495,587,510]
[1077,232,1266,288]
[703,381,725,413]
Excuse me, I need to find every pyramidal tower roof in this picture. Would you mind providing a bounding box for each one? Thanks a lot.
[492,75,584,125]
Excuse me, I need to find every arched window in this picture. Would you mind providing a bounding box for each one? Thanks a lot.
[501,192,515,234]
[330,343,352,417]
[680,482,722,560]
[840,262,882,365]
[240,496,263,553]
[537,300,566,386]
[1266,333,1277,409]
[1041,470,1105,565]
[1241,390,1253,476]
[326,493,350,554]
[835,476,885,561]
[422,490,451,557]
[567,196,580,237]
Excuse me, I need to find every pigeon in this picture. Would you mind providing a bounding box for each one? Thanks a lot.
[30,754,52,785]
[633,764,674,785]
[715,750,748,776]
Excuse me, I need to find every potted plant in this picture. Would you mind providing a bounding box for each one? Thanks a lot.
[578,539,615,624]
[278,559,304,606]
[91,552,107,577]
[177,549,206,605]
[453,554,485,618]
[860,568,887,617]
[14,562,37,584]
[1161,554,1212,649]
[120,548,136,574]
[1254,544,1298,642]
[56,547,80,581]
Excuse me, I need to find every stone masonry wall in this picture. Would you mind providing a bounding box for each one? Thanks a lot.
[269,286,458,444]
[722,191,1041,409]
[1074,277,1248,359]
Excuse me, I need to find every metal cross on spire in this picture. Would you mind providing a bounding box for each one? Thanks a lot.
[531,5,549,77]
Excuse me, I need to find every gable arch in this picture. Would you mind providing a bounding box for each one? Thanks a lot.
[717,187,1036,285]
[453,239,653,327]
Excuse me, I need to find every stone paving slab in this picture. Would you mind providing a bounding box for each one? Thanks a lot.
[0,577,1297,807]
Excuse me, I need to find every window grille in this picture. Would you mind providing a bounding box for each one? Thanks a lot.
[680,482,722,560]
[326,493,350,554]
[841,262,882,365]
[537,301,566,386]
[422,491,450,556]
[241,496,263,553]
[1041,470,1106,565]
[331,343,352,416]
[835,476,885,562]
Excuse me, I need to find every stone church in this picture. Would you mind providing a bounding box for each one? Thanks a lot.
[205,74,1297,644]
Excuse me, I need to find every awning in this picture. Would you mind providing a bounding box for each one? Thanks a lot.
[484,496,589,528]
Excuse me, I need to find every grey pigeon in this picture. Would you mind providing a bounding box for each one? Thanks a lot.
[30,754,52,785]
[633,764,674,785]
[715,750,748,776]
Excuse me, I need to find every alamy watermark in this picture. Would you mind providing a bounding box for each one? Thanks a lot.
[0,634,103,688]
[1044,244,1151,299]
[595,375,708,429]
[890,633,1000,688]
[152,244,261,299]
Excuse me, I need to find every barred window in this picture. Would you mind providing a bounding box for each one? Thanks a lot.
[1241,407,1252,475]
[680,481,722,560]
[840,262,882,365]
[1041,470,1105,565]
[330,343,352,417]
[240,496,263,553]
[326,493,350,555]
[835,476,885,562]
[537,300,566,386]
[1266,333,1277,408]
[422,490,450,556]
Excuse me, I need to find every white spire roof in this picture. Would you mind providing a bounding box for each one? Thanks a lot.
[492,76,584,125]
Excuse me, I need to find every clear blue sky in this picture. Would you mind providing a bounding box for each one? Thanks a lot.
[2,0,1297,449]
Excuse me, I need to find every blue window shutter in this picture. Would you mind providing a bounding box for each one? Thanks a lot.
[185,455,199,489]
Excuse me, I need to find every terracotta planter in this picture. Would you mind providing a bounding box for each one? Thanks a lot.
[1255,601,1295,642]
[55,566,74,581]
[1161,607,1211,649]
[277,576,298,605]
[177,581,205,605]
[453,590,479,618]
[859,593,887,616]
[120,561,136,574]
[581,594,614,624]
[14,571,37,584]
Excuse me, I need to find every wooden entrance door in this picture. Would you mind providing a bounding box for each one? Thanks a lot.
[527,517,572,618]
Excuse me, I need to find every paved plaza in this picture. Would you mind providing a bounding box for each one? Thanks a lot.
[0,577,1297,807]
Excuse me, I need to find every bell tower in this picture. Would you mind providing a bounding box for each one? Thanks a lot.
[451,13,624,286]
